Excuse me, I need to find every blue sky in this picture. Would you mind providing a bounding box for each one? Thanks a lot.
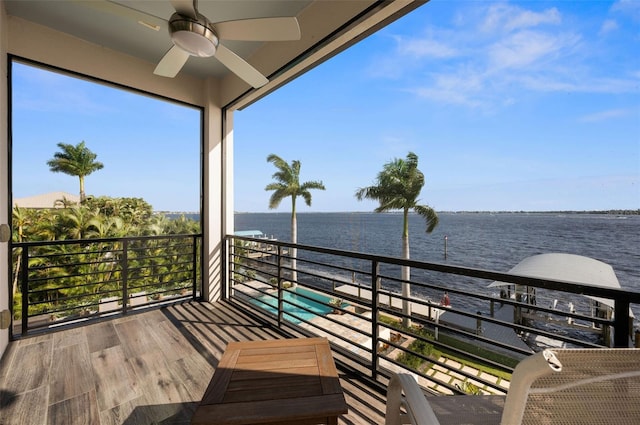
[12,63,201,212]
[12,0,640,213]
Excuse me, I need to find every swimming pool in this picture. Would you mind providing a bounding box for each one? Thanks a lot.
[250,287,339,324]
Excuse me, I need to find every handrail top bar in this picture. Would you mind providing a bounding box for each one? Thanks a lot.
[227,234,640,303]
[13,233,203,247]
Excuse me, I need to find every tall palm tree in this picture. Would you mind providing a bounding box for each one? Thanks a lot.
[265,154,325,282]
[47,141,104,203]
[355,152,439,327]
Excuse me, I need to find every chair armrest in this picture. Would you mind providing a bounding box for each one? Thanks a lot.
[386,373,441,425]
[501,349,561,424]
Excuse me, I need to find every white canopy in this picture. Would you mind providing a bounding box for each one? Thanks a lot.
[488,253,624,311]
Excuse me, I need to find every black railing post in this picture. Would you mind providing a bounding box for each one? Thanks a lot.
[371,260,380,380]
[227,238,234,300]
[614,297,631,347]
[192,235,198,300]
[122,239,129,315]
[277,245,284,327]
[20,245,29,336]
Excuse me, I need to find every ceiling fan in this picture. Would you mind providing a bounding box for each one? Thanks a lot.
[86,0,301,88]
[153,0,301,88]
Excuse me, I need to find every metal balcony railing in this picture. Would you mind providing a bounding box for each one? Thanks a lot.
[226,235,640,396]
[11,234,202,336]
[9,232,638,395]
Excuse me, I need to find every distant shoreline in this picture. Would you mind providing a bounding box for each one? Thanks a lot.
[232,209,640,215]
[159,210,639,216]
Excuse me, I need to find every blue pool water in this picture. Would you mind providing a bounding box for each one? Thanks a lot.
[250,287,339,324]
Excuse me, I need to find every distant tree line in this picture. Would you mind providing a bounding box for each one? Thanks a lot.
[443,210,639,215]
[13,196,200,243]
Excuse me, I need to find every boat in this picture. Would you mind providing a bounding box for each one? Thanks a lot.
[234,229,275,239]
[234,230,281,258]
[487,253,633,348]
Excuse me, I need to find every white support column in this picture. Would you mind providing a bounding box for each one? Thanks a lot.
[0,0,11,357]
[222,109,235,299]
[201,77,235,303]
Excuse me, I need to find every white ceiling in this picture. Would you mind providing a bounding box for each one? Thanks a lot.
[4,0,314,79]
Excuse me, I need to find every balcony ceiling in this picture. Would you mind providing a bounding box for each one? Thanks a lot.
[5,0,313,80]
[4,0,424,104]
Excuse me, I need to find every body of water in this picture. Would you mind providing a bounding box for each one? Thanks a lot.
[235,212,639,324]
[236,212,638,289]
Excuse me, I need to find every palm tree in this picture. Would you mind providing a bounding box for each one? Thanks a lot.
[355,152,439,327]
[58,206,98,239]
[47,141,104,202]
[53,196,78,209]
[265,154,325,282]
[11,206,31,298]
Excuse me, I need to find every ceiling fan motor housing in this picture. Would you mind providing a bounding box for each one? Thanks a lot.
[169,12,219,57]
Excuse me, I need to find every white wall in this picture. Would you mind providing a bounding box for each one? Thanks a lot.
[0,0,10,358]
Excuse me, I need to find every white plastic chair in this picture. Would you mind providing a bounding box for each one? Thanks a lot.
[386,348,640,425]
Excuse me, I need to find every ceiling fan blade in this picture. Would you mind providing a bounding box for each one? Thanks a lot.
[171,0,197,19]
[215,44,268,88]
[215,17,301,41]
[154,46,191,78]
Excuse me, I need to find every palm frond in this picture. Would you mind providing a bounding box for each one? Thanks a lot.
[414,205,439,233]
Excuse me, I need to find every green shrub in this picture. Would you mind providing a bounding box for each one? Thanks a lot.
[461,381,482,395]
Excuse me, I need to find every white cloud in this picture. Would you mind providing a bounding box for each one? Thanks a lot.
[612,0,640,21]
[410,70,486,108]
[504,8,561,32]
[481,3,561,34]
[397,36,457,59]
[367,31,459,79]
[372,2,638,111]
[412,86,483,108]
[488,30,580,71]
[579,109,632,122]
[599,19,619,35]
[517,75,638,94]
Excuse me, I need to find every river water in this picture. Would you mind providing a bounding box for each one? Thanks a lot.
[235,212,640,324]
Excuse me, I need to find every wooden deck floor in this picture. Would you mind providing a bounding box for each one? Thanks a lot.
[0,300,388,425]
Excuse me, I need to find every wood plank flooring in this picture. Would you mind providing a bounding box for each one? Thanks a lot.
[0,300,387,425]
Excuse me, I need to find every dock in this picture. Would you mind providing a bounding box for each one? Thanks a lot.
[438,303,533,353]
[234,230,287,258]
[335,284,533,354]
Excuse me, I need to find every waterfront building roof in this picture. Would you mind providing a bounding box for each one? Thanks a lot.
[12,191,79,209]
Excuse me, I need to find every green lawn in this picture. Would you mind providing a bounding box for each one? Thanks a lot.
[380,314,517,382]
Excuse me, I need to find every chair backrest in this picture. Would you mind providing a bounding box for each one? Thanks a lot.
[502,348,640,425]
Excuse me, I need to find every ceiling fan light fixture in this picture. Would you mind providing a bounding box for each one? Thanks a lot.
[169,13,218,57]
